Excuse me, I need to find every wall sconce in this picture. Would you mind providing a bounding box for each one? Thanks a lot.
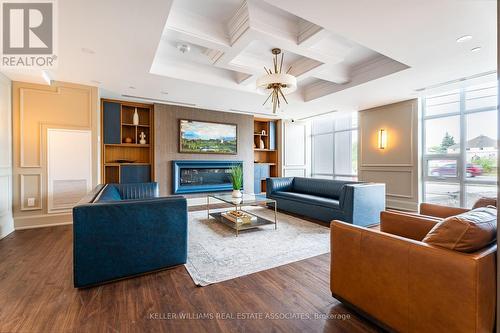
[378,129,387,149]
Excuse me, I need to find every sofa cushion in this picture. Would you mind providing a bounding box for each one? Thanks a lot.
[272,191,340,209]
[95,185,122,202]
[472,197,497,209]
[291,177,358,200]
[422,207,497,252]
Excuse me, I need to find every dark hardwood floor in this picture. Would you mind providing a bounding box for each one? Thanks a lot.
[0,222,382,333]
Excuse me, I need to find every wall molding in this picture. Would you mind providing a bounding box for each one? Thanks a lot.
[19,86,93,168]
[20,173,42,211]
[284,122,307,167]
[387,198,418,212]
[0,174,11,217]
[361,168,414,199]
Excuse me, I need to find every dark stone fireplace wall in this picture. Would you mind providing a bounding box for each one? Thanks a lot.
[154,103,254,196]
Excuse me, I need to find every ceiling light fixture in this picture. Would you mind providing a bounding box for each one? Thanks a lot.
[176,43,191,54]
[471,47,481,52]
[256,48,297,114]
[456,35,472,43]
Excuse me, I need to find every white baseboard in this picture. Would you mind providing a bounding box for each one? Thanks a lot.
[15,221,73,230]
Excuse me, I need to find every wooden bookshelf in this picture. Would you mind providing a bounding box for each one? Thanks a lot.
[253,118,279,193]
[101,99,154,184]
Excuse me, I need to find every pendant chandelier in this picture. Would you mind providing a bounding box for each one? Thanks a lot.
[256,48,297,113]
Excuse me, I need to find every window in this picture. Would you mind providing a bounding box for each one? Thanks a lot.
[310,112,358,180]
[422,81,498,208]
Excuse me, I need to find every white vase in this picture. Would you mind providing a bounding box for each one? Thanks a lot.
[132,108,139,125]
[259,139,265,149]
[232,189,242,198]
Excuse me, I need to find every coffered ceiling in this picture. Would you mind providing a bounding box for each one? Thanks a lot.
[0,0,496,119]
[151,0,408,105]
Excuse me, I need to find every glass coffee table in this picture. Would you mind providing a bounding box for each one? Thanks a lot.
[206,193,277,236]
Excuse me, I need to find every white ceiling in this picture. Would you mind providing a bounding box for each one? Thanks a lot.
[1,0,496,119]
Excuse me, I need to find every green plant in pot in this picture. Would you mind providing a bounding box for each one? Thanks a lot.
[230,164,243,198]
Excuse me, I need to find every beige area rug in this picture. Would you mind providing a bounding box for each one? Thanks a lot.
[185,207,330,286]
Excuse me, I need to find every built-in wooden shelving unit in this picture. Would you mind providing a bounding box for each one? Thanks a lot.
[101,99,154,184]
[253,118,279,193]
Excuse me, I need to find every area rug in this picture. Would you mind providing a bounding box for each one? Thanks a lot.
[185,207,330,286]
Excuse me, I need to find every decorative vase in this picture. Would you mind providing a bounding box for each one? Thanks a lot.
[139,131,146,144]
[132,108,139,125]
[232,189,242,198]
[259,139,265,149]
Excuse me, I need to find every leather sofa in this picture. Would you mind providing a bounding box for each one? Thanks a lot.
[330,203,496,332]
[266,177,385,226]
[73,182,188,288]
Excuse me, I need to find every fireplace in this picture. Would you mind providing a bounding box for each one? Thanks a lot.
[172,160,242,194]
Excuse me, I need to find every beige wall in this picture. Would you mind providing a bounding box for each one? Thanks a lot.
[12,81,98,229]
[359,99,419,211]
[0,74,14,239]
[154,104,254,196]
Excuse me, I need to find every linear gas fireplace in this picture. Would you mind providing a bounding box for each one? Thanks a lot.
[172,160,243,194]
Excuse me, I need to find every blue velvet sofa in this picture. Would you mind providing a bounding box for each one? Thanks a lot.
[266,177,385,226]
[72,182,188,288]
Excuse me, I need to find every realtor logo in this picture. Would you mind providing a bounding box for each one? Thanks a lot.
[1,0,57,68]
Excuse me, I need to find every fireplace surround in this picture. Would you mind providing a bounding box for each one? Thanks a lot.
[172,160,243,194]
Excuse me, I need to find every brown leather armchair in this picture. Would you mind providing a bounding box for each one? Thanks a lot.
[330,203,496,333]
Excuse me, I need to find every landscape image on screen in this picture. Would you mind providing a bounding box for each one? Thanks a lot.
[180,120,237,154]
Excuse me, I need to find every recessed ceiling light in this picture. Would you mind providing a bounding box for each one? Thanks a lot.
[176,43,191,54]
[129,86,136,89]
[91,80,101,85]
[456,35,472,43]
[471,47,481,52]
[81,47,95,54]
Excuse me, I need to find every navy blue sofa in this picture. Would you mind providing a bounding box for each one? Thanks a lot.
[72,182,187,288]
[266,177,385,226]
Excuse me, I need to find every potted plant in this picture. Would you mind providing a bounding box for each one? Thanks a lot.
[230,164,243,198]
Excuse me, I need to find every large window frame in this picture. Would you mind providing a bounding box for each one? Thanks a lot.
[422,82,497,208]
[310,113,358,180]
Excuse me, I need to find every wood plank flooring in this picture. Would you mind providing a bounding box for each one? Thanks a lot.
[0,222,383,333]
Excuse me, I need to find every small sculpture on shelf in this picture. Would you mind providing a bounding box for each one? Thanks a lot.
[259,138,265,149]
[133,108,139,125]
[139,132,147,145]
[124,137,133,143]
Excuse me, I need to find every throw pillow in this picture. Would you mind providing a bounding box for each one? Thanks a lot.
[472,197,497,209]
[422,207,497,252]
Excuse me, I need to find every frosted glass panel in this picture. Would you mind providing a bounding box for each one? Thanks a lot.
[47,129,92,213]
[311,117,333,134]
[335,114,357,131]
[284,123,306,166]
[312,134,333,174]
[335,131,357,175]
